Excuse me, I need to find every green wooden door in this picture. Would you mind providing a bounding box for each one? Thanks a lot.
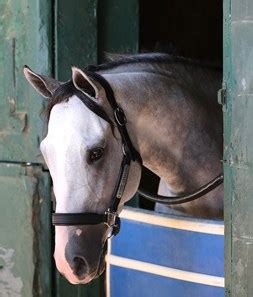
[224,0,253,296]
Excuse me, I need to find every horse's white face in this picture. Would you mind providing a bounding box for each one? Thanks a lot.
[24,66,142,284]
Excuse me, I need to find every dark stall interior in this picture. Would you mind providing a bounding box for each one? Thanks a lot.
[138,0,223,210]
[139,0,222,66]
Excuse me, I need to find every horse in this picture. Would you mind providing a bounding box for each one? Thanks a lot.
[23,53,223,284]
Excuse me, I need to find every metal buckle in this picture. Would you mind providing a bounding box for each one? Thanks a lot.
[104,210,117,228]
[104,210,120,238]
[114,107,127,126]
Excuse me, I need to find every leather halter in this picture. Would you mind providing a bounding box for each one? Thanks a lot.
[52,69,223,237]
[52,70,142,237]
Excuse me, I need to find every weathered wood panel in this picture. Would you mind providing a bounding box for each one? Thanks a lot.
[0,2,53,296]
[54,0,98,81]
[224,0,253,296]
[0,0,52,163]
[97,0,139,62]
[0,164,52,297]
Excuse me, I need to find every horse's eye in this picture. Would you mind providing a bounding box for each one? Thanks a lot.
[88,147,104,163]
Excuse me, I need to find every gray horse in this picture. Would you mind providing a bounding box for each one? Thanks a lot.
[23,53,223,284]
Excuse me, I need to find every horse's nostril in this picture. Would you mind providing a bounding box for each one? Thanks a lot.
[72,256,88,278]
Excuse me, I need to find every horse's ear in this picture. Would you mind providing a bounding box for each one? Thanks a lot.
[72,66,101,99]
[23,65,60,99]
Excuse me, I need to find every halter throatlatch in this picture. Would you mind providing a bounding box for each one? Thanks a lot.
[52,68,223,237]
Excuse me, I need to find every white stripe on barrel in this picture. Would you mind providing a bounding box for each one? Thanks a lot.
[120,208,224,235]
[106,254,224,288]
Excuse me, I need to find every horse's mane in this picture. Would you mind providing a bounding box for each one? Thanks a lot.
[45,53,221,121]
[44,53,173,120]
[88,53,221,72]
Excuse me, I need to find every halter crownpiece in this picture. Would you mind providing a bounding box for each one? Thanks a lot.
[52,67,223,238]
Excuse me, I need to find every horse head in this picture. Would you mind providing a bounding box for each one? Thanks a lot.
[23,66,142,284]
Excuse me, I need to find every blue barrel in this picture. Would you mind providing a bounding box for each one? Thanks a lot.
[106,207,224,297]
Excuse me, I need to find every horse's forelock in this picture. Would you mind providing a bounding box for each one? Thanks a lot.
[44,81,114,134]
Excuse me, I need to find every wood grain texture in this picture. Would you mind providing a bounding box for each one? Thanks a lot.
[224,0,253,296]
[0,0,52,163]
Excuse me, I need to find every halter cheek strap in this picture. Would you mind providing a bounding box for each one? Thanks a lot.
[52,71,142,237]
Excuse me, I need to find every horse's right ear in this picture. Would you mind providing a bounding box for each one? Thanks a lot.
[23,66,61,99]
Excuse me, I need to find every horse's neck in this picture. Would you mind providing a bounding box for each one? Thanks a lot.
[104,69,223,218]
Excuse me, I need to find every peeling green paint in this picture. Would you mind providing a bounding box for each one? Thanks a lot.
[224,0,253,296]
[0,164,52,297]
[0,0,52,163]
[0,248,23,297]
[0,3,53,293]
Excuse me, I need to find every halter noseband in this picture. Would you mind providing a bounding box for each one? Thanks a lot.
[52,69,223,238]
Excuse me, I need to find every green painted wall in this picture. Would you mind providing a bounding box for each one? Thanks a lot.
[0,1,53,296]
[224,0,253,296]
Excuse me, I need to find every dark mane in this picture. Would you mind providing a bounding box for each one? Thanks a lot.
[45,53,220,123]
[86,53,220,72]
[45,54,174,121]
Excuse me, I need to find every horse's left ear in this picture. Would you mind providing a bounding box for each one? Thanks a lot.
[72,67,102,99]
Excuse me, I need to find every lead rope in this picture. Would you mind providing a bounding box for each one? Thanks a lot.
[138,173,223,205]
